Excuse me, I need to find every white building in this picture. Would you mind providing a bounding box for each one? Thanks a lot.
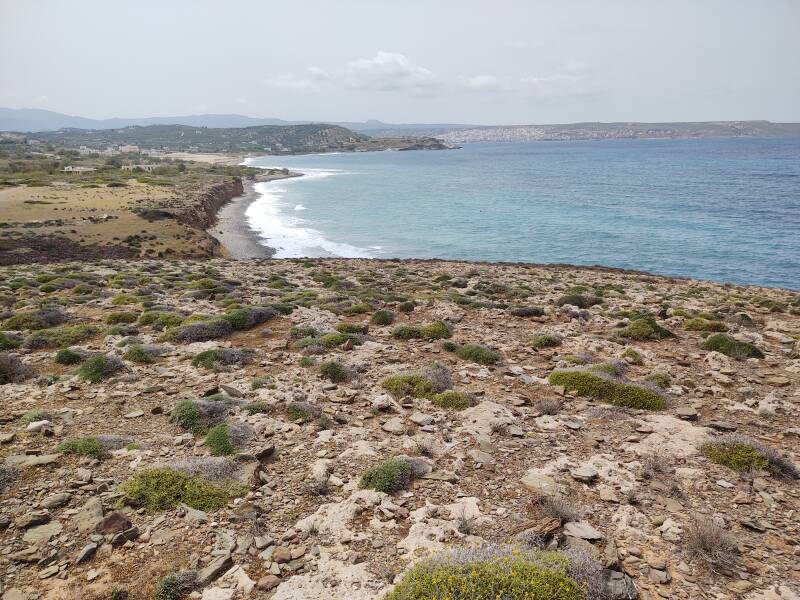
[63,166,96,173]
[119,145,140,153]
[121,164,158,172]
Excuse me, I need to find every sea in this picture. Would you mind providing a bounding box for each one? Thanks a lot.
[243,137,800,289]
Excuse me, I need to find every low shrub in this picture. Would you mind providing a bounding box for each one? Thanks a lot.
[382,364,451,399]
[138,310,184,330]
[55,348,83,365]
[155,571,198,600]
[320,360,348,383]
[23,324,97,349]
[205,423,236,456]
[0,352,35,384]
[531,333,562,349]
[57,436,105,460]
[286,401,321,422]
[548,368,666,410]
[615,317,674,341]
[431,390,474,410]
[621,347,643,365]
[106,311,138,325]
[3,308,67,331]
[242,402,270,415]
[119,468,230,512]
[509,306,545,317]
[123,344,153,364]
[556,294,601,309]
[454,344,500,365]
[702,434,798,478]
[370,310,395,326]
[685,520,739,574]
[335,322,367,334]
[191,348,248,371]
[0,332,21,350]
[683,317,727,332]
[359,457,414,493]
[20,408,46,424]
[397,301,415,313]
[170,397,233,434]
[385,545,584,600]
[295,331,363,349]
[644,372,671,389]
[77,354,125,383]
[702,333,764,359]
[393,320,451,340]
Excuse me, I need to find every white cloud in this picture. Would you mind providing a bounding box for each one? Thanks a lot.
[458,75,514,93]
[458,65,597,100]
[344,52,439,94]
[263,66,330,92]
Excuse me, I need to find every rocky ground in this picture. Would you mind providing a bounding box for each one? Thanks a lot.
[0,258,798,600]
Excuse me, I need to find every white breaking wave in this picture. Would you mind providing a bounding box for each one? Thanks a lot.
[245,174,374,259]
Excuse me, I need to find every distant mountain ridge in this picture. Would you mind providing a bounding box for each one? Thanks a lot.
[0,108,470,134]
[2,108,799,142]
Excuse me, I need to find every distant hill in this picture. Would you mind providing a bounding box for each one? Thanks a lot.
[0,108,474,135]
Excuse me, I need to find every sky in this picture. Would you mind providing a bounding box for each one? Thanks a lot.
[1,0,799,125]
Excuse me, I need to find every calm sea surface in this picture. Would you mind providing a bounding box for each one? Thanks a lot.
[245,138,800,289]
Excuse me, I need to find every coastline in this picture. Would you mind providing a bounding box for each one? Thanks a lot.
[208,171,300,259]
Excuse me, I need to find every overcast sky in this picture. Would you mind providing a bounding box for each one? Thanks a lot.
[1,0,799,124]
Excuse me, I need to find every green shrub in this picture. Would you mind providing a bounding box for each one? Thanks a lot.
[645,372,671,389]
[298,356,314,368]
[385,546,584,600]
[702,434,798,478]
[359,458,413,493]
[4,311,49,330]
[250,375,272,389]
[683,317,727,332]
[382,374,437,399]
[615,317,674,341]
[556,294,601,309]
[57,436,105,460]
[111,294,138,305]
[509,306,545,317]
[335,322,367,334]
[20,408,45,424]
[55,348,82,365]
[702,333,764,359]
[370,310,395,326]
[23,324,97,349]
[170,400,201,433]
[320,360,348,383]
[531,333,562,349]
[431,390,474,410]
[242,402,270,415]
[0,332,21,350]
[106,311,137,325]
[138,311,183,329]
[344,302,371,315]
[119,468,230,512]
[290,325,318,339]
[393,320,451,340]
[205,423,235,456]
[295,331,363,349]
[621,347,643,365]
[548,369,666,410]
[77,354,123,383]
[397,301,415,313]
[192,349,221,370]
[124,344,153,364]
[455,344,500,365]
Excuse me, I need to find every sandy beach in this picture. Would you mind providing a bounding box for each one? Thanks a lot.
[208,171,300,259]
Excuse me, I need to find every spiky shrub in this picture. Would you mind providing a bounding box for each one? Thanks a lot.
[243,402,270,415]
[537,494,585,523]
[155,571,198,600]
[455,344,500,365]
[385,545,584,600]
[286,401,320,422]
[621,347,643,365]
[77,354,125,383]
[294,331,364,350]
[320,360,348,383]
[509,306,545,317]
[170,399,202,433]
[57,436,105,460]
[335,322,368,334]
[23,324,97,349]
[0,352,35,384]
[205,423,235,456]
[685,520,739,574]
[3,308,67,331]
[531,333,562,349]
[55,348,83,365]
[702,333,764,359]
[431,390,474,411]
[556,294,601,309]
[548,369,667,410]
[123,344,153,364]
[370,310,395,326]
[615,317,674,341]
[645,372,671,389]
[359,458,414,493]
[702,434,799,478]
[138,310,183,330]
[106,311,137,325]
[382,364,451,399]
[393,320,451,340]
[0,332,21,351]
[119,468,230,512]
[683,317,727,332]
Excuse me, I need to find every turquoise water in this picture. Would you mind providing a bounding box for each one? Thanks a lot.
[245,138,800,289]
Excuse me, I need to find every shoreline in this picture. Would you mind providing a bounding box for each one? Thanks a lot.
[208,171,301,259]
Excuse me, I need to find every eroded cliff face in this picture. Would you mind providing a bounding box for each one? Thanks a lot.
[176,178,244,231]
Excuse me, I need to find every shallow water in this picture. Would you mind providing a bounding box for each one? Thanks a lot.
[245,138,800,289]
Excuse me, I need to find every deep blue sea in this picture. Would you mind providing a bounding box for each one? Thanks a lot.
[244,138,800,289]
